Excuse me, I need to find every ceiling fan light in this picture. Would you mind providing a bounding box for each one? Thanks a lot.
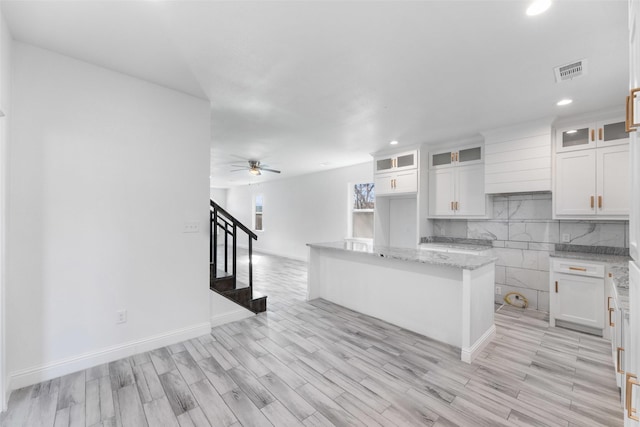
[250,168,261,176]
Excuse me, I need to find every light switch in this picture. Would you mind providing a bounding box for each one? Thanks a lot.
[183,221,201,233]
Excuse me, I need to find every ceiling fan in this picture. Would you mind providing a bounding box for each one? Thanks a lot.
[231,160,281,176]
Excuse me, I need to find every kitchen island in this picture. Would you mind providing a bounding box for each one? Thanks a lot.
[307,241,497,363]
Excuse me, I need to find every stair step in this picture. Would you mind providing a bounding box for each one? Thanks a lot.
[250,296,267,313]
[211,276,236,292]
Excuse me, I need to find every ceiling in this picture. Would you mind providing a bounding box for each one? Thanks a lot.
[1,0,629,187]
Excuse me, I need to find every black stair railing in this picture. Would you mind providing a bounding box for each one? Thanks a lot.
[210,200,258,297]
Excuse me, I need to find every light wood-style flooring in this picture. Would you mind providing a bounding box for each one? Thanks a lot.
[1,251,624,426]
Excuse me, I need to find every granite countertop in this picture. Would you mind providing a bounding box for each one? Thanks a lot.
[549,251,631,264]
[609,264,630,312]
[307,241,497,270]
[420,242,493,252]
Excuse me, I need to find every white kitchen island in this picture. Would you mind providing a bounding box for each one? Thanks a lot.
[307,241,497,363]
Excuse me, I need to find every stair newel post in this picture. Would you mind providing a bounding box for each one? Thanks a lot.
[248,235,253,295]
[224,222,229,273]
[212,205,218,279]
[232,223,237,279]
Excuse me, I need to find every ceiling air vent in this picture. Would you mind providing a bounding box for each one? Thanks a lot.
[554,59,587,82]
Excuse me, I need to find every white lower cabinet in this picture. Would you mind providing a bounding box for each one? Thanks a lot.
[375,169,417,196]
[550,258,605,332]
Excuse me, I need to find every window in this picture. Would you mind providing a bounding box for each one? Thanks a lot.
[254,194,263,231]
[351,183,374,239]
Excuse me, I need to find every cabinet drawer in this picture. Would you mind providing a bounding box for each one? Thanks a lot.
[552,259,605,278]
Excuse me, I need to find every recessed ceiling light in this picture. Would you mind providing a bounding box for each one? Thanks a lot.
[566,130,577,134]
[390,140,398,145]
[557,99,573,106]
[526,0,551,16]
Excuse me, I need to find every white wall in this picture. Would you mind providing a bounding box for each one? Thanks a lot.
[6,43,213,389]
[210,187,228,208]
[226,162,372,260]
[0,7,12,410]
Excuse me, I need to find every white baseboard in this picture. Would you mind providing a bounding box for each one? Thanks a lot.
[8,322,211,391]
[210,309,254,328]
[461,324,496,364]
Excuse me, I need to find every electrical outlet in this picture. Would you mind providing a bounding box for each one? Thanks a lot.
[116,309,127,324]
[183,221,200,233]
[495,286,502,295]
[562,233,571,243]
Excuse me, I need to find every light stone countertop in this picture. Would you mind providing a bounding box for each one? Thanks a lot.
[420,242,493,252]
[307,241,497,270]
[549,251,631,264]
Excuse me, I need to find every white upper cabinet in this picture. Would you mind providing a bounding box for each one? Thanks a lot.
[556,118,628,153]
[555,143,629,219]
[375,170,418,196]
[375,150,417,174]
[428,144,487,218]
[429,145,483,170]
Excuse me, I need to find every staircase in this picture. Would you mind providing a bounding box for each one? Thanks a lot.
[210,200,267,313]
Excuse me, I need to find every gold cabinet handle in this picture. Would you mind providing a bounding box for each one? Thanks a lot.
[450,201,454,211]
[569,266,587,272]
[451,152,455,162]
[608,296,612,310]
[590,129,595,141]
[555,281,558,293]
[455,201,459,211]
[590,196,594,209]
[627,94,638,132]
[617,347,625,374]
[598,128,603,140]
[632,88,640,129]
[609,307,615,327]
[626,373,639,421]
[598,196,602,209]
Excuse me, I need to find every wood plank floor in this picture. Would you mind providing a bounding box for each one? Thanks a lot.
[1,251,624,426]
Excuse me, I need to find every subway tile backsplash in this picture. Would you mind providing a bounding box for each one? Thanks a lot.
[429,193,629,312]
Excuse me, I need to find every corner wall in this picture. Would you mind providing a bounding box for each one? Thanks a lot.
[6,43,212,389]
[226,162,373,260]
[0,6,12,410]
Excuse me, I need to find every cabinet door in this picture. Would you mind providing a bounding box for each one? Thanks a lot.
[375,157,394,173]
[428,169,455,216]
[555,150,596,216]
[374,173,394,195]
[632,136,640,261]
[597,144,630,217]
[628,261,640,426]
[456,164,486,216]
[556,123,596,153]
[597,118,629,148]
[394,151,417,171]
[393,170,418,194]
[553,274,604,329]
[457,146,483,166]
[430,150,454,169]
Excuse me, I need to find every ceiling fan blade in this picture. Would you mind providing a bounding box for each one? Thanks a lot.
[261,168,281,174]
[230,169,248,172]
[230,164,249,168]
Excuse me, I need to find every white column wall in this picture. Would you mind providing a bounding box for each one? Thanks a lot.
[6,43,213,389]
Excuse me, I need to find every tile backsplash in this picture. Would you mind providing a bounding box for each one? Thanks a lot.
[430,192,629,312]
